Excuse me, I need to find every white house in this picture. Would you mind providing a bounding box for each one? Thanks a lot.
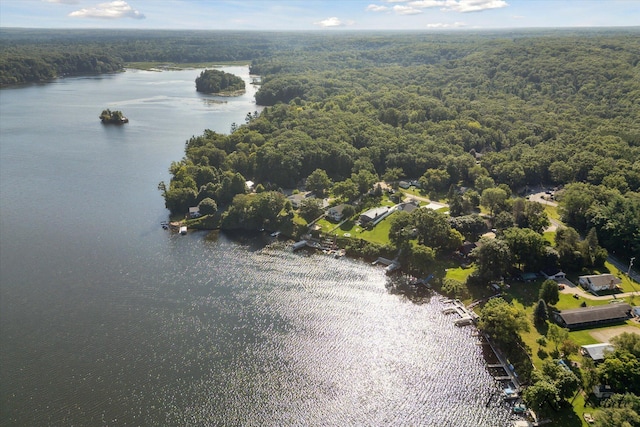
[541,268,566,281]
[287,192,311,209]
[579,274,622,293]
[359,206,390,224]
[327,204,348,222]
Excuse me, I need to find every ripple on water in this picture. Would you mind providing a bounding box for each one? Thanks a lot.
[148,242,514,426]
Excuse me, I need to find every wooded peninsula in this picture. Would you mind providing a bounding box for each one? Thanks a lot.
[3,28,639,426]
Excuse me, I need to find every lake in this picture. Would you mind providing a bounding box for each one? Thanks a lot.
[0,67,514,426]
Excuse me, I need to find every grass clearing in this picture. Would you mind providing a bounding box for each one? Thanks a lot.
[544,204,561,221]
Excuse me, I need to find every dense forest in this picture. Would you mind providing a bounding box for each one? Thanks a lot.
[162,30,639,260]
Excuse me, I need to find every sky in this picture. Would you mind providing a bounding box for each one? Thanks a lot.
[0,0,638,31]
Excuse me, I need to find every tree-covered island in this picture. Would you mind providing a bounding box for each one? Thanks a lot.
[195,69,245,95]
[99,109,128,124]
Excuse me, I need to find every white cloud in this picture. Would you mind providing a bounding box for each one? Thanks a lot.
[441,0,509,13]
[314,17,345,27]
[366,4,389,12]
[426,21,466,28]
[408,0,444,8]
[69,1,145,20]
[393,5,422,15]
[393,0,508,13]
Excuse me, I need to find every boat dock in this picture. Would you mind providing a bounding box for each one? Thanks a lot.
[372,257,401,274]
[442,299,479,326]
[481,332,523,395]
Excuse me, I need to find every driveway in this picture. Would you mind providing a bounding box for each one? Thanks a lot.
[558,277,639,301]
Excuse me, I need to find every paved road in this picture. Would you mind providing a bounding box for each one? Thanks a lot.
[608,255,640,285]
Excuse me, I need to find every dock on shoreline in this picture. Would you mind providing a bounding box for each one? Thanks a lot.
[442,299,479,326]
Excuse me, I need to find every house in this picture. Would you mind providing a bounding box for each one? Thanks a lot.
[518,272,538,282]
[458,242,477,258]
[579,274,622,293]
[541,268,566,281]
[397,200,419,214]
[327,204,348,222]
[553,303,632,330]
[593,384,615,399]
[359,206,390,224]
[581,343,614,363]
[287,192,311,209]
[188,206,201,218]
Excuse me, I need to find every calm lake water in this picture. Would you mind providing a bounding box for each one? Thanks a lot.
[0,67,514,426]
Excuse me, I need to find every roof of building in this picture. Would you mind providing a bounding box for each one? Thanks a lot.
[581,343,614,361]
[557,303,632,327]
[398,201,419,213]
[360,206,390,220]
[542,267,565,277]
[328,204,347,214]
[579,274,622,287]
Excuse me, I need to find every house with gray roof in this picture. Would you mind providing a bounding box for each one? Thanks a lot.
[581,343,614,363]
[359,206,391,224]
[579,274,621,293]
[553,303,632,330]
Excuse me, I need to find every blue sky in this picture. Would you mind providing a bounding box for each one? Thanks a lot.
[1,0,638,30]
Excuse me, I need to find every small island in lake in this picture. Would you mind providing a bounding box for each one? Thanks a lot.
[100,109,129,124]
[195,69,245,95]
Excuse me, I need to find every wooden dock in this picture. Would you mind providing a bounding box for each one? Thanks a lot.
[441,299,479,326]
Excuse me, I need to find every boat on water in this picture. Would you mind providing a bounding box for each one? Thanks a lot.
[270,231,281,237]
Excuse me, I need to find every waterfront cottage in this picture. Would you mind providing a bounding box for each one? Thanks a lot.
[579,274,622,293]
[359,206,390,224]
[327,204,348,222]
[287,192,311,209]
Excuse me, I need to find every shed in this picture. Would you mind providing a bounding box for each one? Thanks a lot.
[554,303,632,330]
[188,206,201,218]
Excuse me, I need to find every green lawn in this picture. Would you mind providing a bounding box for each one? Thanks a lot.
[444,265,476,282]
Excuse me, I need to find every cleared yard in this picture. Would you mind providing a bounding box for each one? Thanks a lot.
[589,324,640,342]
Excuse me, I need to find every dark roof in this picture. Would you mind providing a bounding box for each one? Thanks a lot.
[398,202,419,213]
[557,304,632,327]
